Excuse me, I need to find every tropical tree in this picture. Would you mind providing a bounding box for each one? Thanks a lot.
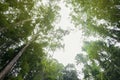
[0,0,66,80]
[76,52,106,80]
[66,0,120,41]
[62,64,79,80]
[66,0,120,80]
[83,41,120,80]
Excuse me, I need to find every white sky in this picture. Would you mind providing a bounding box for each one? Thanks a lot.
[53,1,84,66]
[38,0,86,79]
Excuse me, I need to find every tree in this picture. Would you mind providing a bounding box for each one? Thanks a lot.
[39,58,64,80]
[75,40,120,80]
[2,42,64,80]
[75,53,104,80]
[0,0,66,79]
[83,41,120,80]
[62,64,79,80]
[66,0,120,80]
[3,42,45,80]
[66,0,120,41]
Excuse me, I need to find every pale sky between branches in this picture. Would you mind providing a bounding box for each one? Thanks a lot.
[53,0,84,66]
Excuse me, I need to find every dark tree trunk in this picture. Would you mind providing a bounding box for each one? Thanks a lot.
[0,42,30,80]
[0,30,40,80]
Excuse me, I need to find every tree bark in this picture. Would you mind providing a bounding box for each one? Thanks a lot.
[0,32,39,80]
[0,41,30,80]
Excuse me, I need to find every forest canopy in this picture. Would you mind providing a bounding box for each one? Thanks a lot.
[0,0,120,80]
[0,0,72,80]
[66,0,120,80]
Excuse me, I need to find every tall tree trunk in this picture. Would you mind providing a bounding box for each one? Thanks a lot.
[0,41,30,80]
[0,32,39,80]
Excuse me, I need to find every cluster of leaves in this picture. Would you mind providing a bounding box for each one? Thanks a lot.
[66,0,120,80]
[62,64,79,80]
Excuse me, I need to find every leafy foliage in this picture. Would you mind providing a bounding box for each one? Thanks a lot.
[62,64,79,80]
[67,0,120,80]
[0,0,68,80]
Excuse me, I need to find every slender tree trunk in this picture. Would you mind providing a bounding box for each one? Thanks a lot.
[41,71,45,80]
[0,41,30,80]
[0,32,39,80]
